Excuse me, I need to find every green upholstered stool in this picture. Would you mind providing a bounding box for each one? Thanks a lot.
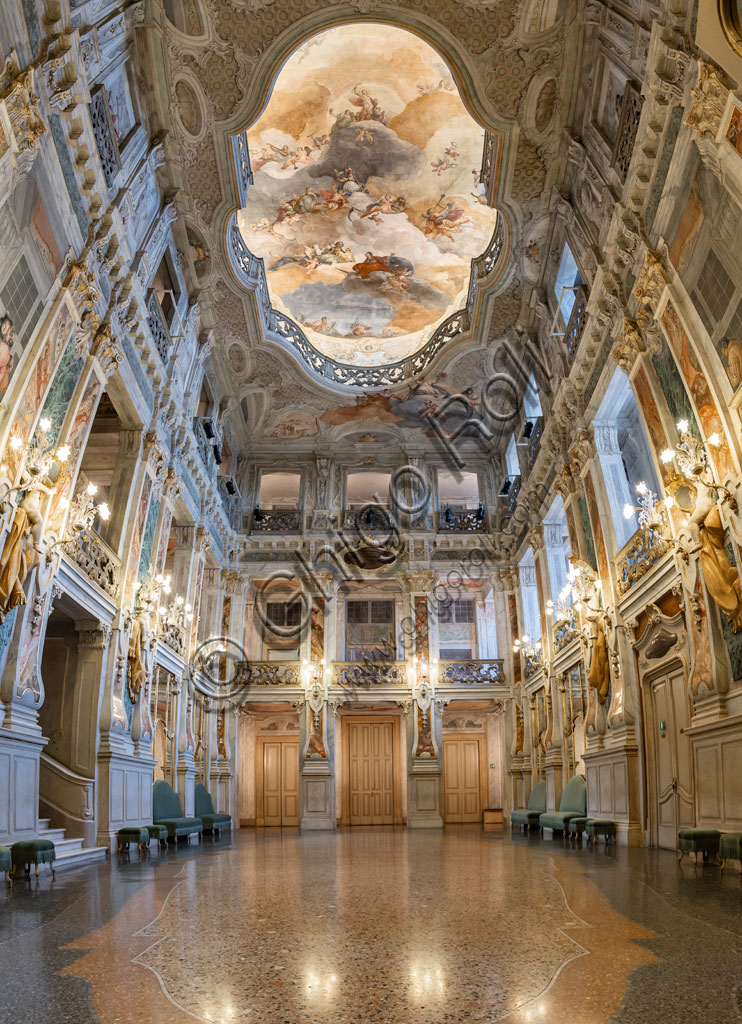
[568,817,588,840]
[10,839,56,879]
[677,827,721,864]
[586,818,617,844]
[146,824,168,848]
[117,827,150,853]
[0,845,12,883]
[720,833,742,873]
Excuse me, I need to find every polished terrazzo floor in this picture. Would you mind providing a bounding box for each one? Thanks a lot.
[1,828,741,1024]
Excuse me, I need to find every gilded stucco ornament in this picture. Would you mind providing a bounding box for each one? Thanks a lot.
[684,61,729,139]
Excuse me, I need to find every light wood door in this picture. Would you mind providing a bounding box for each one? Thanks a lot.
[650,666,694,849]
[444,736,484,823]
[259,739,299,827]
[348,721,395,825]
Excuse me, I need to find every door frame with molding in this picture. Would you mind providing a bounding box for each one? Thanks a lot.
[442,731,488,823]
[340,714,403,826]
[255,735,300,827]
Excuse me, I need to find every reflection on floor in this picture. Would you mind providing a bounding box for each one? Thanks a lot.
[1,829,741,1024]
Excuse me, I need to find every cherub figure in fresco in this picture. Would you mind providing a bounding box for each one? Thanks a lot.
[431,142,459,175]
[319,185,349,211]
[355,126,374,145]
[350,320,373,336]
[351,252,414,282]
[310,133,329,149]
[349,193,407,224]
[721,338,742,389]
[422,194,471,241]
[0,314,15,400]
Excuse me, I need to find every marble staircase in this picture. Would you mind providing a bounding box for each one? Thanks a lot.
[35,818,108,869]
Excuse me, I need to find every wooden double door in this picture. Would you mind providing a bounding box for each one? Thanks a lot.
[646,664,694,848]
[443,734,487,823]
[257,738,299,827]
[342,716,402,825]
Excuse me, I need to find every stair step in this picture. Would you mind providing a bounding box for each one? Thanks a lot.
[54,845,108,868]
[37,818,51,830]
[50,836,85,853]
[37,827,67,842]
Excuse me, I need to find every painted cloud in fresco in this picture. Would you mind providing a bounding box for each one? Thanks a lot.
[237,24,498,367]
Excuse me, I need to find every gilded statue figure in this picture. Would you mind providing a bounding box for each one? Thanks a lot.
[0,459,61,618]
[569,558,611,704]
[677,441,742,632]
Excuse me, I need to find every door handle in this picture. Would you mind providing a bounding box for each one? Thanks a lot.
[671,777,678,793]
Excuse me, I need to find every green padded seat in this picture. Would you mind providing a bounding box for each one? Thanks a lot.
[0,845,11,883]
[152,780,203,841]
[194,783,232,834]
[10,839,56,879]
[568,817,588,838]
[510,781,547,830]
[117,826,150,852]
[539,775,587,833]
[720,833,742,872]
[146,824,168,847]
[677,827,721,863]
[586,818,617,843]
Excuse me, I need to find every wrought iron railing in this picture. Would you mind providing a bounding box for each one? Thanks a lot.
[438,506,485,532]
[526,416,543,468]
[615,524,672,596]
[147,292,171,364]
[565,287,588,358]
[251,508,302,533]
[235,661,301,686]
[63,528,121,598]
[192,417,215,474]
[498,474,521,514]
[524,651,543,681]
[344,507,394,534]
[437,659,505,685]
[332,660,408,688]
[553,607,581,653]
[89,88,119,187]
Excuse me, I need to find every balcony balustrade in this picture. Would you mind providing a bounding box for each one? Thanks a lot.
[251,508,302,533]
[62,528,121,598]
[553,607,581,653]
[343,506,393,535]
[437,659,505,685]
[147,292,171,364]
[332,660,408,688]
[565,286,588,358]
[438,505,485,532]
[235,661,302,686]
[526,416,543,468]
[498,474,521,514]
[615,523,673,596]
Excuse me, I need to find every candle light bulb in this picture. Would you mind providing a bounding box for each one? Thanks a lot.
[9,435,22,450]
[677,419,689,434]
[86,482,98,496]
[98,502,110,521]
[660,449,675,464]
[39,417,51,433]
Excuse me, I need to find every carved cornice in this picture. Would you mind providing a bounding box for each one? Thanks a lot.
[684,61,729,139]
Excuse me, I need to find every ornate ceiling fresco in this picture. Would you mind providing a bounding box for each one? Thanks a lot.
[237,25,499,368]
[156,0,566,444]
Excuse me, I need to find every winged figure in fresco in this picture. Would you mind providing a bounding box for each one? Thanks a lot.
[422,194,471,241]
[348,193,407,224]
[431,142,459,175]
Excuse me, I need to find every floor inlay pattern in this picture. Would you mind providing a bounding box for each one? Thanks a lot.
[62,830,657,1024]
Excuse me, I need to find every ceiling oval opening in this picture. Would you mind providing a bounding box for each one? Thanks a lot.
[233,23,501,381]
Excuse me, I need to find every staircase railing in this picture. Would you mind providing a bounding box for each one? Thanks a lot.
[39,751,96,848]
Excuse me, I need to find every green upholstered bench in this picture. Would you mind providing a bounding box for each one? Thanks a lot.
[568,816,588,840]
[117,827,150,853]
[146,824,168,848]
[0,845,11,883]
[10,839,56,879]
[510,780,547,830]
[540,775,587,834]
[677,827,721,864]
[195,783,232,835]
[586,818,617,844]
[152,780,203,841]
[720,833,742,873]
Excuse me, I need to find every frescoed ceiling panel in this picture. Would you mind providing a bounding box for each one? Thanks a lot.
[237,25,499,368]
